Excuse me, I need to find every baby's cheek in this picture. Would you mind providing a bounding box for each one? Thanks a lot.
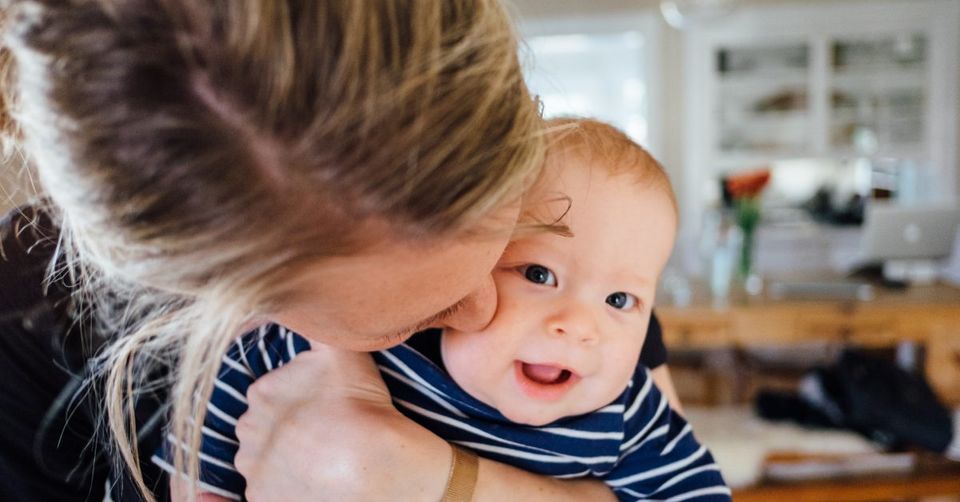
[441,332,507,409]
[604,343,644,390]
[581,363,637,414]
[440,332,475,374]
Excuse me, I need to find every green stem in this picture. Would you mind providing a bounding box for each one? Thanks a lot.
[740,225,754,279]
[735,198,760,279]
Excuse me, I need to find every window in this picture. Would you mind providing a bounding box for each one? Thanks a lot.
[520,15,661,154]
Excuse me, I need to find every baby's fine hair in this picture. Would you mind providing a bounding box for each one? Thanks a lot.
[544,117,678,213]
[0,1,544,498]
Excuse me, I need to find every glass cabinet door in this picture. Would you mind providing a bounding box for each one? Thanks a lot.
[715,43,810,155]
[828,33,927,155]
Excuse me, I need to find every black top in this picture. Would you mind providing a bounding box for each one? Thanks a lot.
[0,207,109,501]
[641,314,668,369]
[0,206,669,501]
[0,207,168,501]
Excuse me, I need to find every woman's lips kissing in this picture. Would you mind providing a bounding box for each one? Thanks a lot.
[514,361,581,401]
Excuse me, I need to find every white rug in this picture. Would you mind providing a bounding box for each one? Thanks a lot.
[684,405,879,488]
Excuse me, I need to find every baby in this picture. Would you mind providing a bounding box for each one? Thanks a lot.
[156,118,730,501]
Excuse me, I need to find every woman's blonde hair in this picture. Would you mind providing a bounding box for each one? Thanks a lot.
[0,0,544,499]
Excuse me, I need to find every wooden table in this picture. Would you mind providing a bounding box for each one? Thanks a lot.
[733,455,960,502]
[656,280,960,404]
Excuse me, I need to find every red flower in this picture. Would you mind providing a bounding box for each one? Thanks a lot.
[725,168,771,199]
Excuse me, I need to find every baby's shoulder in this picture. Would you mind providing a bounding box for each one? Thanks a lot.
[227,324,311,378]
[622,363,654,399]
[614,364,664,419]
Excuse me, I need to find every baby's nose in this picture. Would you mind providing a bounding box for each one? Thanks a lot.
[548,304,600,346]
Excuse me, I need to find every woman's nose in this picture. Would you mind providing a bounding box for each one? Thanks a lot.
[440,275,497,332]
[547,302,600,346]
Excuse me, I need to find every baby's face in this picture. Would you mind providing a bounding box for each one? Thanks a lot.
[441,157,677,426]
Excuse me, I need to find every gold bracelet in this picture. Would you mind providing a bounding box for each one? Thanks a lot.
[441,444,478,502]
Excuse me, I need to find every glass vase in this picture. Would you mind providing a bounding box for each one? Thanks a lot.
[735,198,763,295]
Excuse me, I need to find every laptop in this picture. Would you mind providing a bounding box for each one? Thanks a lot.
[859,203,960,262]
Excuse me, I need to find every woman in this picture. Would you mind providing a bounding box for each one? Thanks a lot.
[0,1,679,500]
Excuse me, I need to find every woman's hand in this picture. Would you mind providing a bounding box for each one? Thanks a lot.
[234,344,452,501]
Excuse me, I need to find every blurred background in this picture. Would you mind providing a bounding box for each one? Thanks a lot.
[512,0,960,500]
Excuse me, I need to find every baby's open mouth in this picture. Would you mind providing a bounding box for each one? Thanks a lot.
[514,361,581,401]
[521,363,573,385]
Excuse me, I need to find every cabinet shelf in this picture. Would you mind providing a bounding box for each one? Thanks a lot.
[718,71,808,89]
[831,68,926,90]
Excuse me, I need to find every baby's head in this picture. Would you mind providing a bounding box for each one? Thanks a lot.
[441,118,678,426]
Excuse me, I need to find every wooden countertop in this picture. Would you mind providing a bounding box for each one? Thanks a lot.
[733,454,960,502]
[658,278,960,312]
[655,279,960,403]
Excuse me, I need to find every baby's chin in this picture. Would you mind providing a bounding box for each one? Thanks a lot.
[498,405,567,426]
[486,377,632,426]
[496,399,606,426]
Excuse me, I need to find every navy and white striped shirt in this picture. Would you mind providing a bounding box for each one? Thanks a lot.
[154,324,730,501]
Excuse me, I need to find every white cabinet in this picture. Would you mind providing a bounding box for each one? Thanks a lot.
[713,42,812,158]
[681,0,959,234]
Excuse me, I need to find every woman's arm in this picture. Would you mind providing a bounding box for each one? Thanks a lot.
[650,364,683,414]
[474,457,617,502]
[233,346,616,502]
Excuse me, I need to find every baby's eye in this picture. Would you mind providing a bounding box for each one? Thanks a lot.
[606,292,638,310]
[522,264,557,286]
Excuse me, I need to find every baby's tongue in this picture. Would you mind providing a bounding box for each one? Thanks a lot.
[523,363,563,384]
